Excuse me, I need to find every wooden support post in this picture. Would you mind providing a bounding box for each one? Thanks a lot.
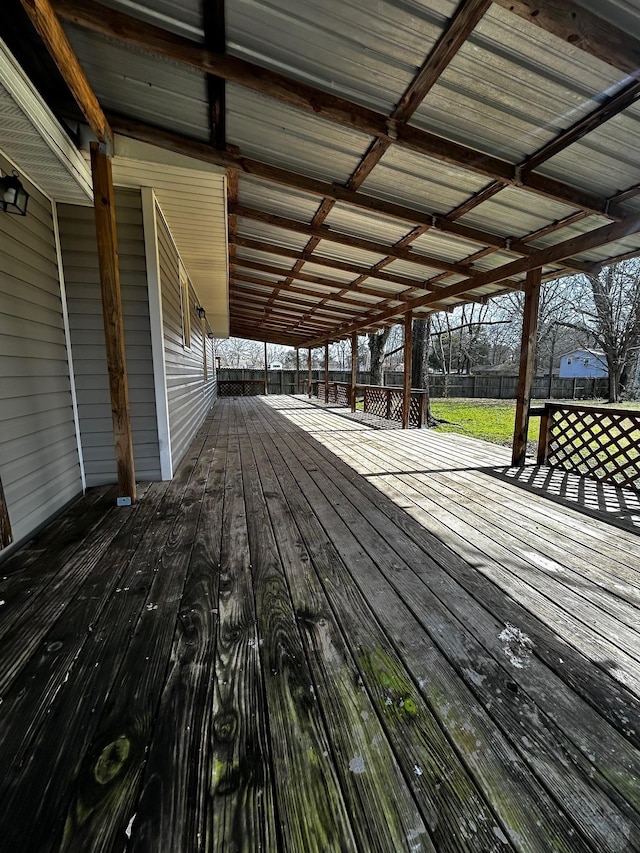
[264,341,268,395]
[296,348,300,394]
[537,404,551,465]
[350,331,358,412]
[308,348,312,398]
[512,267,542,467]
[90,142,136,503]
[403,311,413,429]
[0,473,13,550]
[324,342,330,404]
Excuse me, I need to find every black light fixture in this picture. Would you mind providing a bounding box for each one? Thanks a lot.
[196,305,206,319]
[0,170,29,216]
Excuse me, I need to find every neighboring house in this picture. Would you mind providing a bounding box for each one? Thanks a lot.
[0,39,226,554]
[558,349,608,378]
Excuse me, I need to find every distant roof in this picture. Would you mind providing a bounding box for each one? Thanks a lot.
[559,348,606,358]
[5,0,640,347]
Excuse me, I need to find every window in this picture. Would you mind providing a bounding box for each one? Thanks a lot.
[180,264,191,349]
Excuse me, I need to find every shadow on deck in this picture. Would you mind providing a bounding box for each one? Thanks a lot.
[1,395,639,852]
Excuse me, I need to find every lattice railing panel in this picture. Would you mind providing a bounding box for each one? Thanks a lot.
[408,394,424,428]
[335,383,351,406]
[218,380,263,397]
[363,387,389,419]
[543,404,640,490]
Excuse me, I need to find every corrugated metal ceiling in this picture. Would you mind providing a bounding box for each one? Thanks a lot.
[33,0,640,345]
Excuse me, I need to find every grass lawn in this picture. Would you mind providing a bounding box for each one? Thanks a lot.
[430,398,532,446]
[430,399,640,463]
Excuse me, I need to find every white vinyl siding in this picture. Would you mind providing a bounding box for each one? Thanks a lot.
[58,188,162,485]
[157,205,217,471]
[0,157,83,550]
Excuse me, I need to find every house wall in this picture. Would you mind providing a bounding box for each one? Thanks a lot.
[0,156,83,552]
[58,188,162,485]
[559,350,608,379]
[156,204,217,472]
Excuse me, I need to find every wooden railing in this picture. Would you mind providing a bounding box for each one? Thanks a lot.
[536,402,640,490]
[218,379,264,397]
[316,381,351,406]
[314,382,427,428]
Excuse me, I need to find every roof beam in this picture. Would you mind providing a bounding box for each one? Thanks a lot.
[234,205,474,275]
[304,212,640,345]
[232,239,435,289]
[233,256,427,300]
[202,0,226,149]
[111,113,595,277]
[55,0,622,219]
[494,0,640,77]
[231,273,383,310]
[392,0,491,122]
[20,0,112,149]
[230,282,363,318]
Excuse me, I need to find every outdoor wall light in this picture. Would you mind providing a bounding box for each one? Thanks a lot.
[196,306,206,319]
[0,171,29,216]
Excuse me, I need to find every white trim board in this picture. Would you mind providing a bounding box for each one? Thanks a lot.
[141,187,173,480]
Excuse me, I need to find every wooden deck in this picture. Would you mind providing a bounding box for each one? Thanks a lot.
[1,396,640,852]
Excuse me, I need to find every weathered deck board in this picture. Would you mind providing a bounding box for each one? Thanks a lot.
[1,396,640,852]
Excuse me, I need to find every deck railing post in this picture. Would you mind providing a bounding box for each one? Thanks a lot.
[512,268,541,467]
[537,404,552,465]
[351,331,357,412]
[308,348,312,398]
[324,342,330,404]
[264,341,268,395]
[402,311,413,429]
[296,348,300,394]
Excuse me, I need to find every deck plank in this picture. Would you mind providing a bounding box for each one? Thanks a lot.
[273,423,640,850]
[248,423,436,853]
[1,396,640,852]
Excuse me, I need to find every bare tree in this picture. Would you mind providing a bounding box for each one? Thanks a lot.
[215,337,263,368]
[368,328,391,385]
[560,262,640,402]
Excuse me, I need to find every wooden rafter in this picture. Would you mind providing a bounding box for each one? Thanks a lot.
[231,273,383,310]
[111,114,601,276]
[231,242,437,290]
[54,0,628,221]
[304,211,640,346]
[227,167,238,265]
[234,206,475,275]
[20,0,112,149]
[492,0,640,77]
[202,0,226,149]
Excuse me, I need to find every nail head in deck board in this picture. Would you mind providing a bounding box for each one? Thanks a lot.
[246,429,433,852]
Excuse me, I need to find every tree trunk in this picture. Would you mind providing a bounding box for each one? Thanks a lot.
[368,329,390,385]
[411,316,437,426]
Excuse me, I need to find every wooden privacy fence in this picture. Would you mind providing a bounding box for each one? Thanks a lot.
[536,402,640,491]
[218,379,264,397]
[314,382,427,428]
